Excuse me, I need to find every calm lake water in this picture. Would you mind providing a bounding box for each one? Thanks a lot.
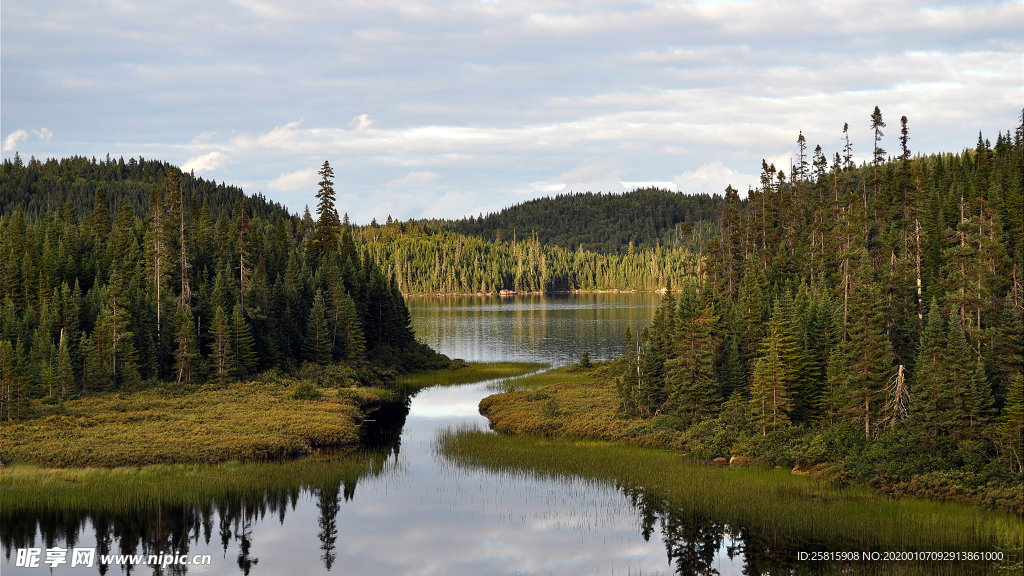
[0,294,1006,575]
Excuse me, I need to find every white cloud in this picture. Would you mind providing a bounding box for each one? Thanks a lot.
[387,171,440,186]
[181,151,228,172]
[268,167,318,190]
[621,181,675,190]
[33,127,53,141]
[3,130,28,152]
[674,161,759,196]
[2,0,1019,219]
[232,120,304,150]
[524,159,625,194]
[349,114,374,132]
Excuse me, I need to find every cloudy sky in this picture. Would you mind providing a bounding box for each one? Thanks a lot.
[2,1,1021,222]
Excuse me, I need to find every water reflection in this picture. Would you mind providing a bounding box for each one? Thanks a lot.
[407,293,662,365]
[0,295,992,575]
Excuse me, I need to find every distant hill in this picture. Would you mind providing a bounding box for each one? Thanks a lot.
[0,153,293,222]
[444,188,723,254]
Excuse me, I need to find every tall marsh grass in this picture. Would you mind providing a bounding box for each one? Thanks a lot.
[0,452,386,513]
[395,362,544,390]
[0,379,392,467]
[438,429,1024,561]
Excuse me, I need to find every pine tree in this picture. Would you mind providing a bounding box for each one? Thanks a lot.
[749,307,794,432]
[230,304,256,377]
[336,293,365,363]
[93,270,137,389]
[664,288,717,420]
[839,252,894,438]
[57,329,73,398]
[210,305,232,383]
[913,300,948,435]
[310,161,341,267]
[305,290,332,365]
[617,326,640,415]
[173,306,198,383]
[0,339,30,420]
[998,374,1023,475]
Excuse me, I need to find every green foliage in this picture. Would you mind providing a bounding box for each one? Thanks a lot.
[444,187,721,255]
[0,156,444,416]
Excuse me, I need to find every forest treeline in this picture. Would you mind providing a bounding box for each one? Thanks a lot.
[617,111,1024,500]
[436,188,720,255]
[355,221,707,294]
[0,160,443,420]
[0,153,292,222]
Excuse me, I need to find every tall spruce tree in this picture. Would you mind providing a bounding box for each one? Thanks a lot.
[305,290,332,365]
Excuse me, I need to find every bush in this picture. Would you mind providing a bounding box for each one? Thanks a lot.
[290,381,323,401]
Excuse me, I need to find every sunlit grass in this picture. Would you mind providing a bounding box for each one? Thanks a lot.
[479,365,684,447]
[0,378,392,467]
[395,362,544,389]
[486,365,597,393]
[438,428,1024,556]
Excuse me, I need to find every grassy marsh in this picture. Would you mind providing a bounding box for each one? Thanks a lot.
[438,428,1024,559]
[395,361,544,389]
[0,378,393,467]
[479,362,686,447]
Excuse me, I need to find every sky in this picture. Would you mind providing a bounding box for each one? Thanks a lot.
[2,0,1021,223]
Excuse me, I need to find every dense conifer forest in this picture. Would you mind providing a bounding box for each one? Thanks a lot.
[0,160,442,419]
[357,220,705,294]
[615,112,1024,506]
[442,188,720,254]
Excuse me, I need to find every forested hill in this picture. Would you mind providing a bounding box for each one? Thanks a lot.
[443,188,722,254]
[613,117,1024,509]
[0,154,293,222]
[0,161,443,420]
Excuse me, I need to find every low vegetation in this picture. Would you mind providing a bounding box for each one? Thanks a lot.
[0,372,394,467]
[0,452,381,513]
[395,361,544,390]
[479,363,1024,516]
[439,428,1024,572]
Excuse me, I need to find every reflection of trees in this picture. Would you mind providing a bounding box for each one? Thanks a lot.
[620,482,818,576]
[315,483,341,570]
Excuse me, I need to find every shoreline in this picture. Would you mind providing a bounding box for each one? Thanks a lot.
[476,364,1024,517]
[402,288,667,297]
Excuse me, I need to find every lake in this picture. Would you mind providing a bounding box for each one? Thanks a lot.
[2,293,1017,575]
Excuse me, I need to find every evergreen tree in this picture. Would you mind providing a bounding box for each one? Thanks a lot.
[998,374,1023,475]
[230,304,256,377]
[749,314,793,435]
[838,252,894,438]
[210,305,232,383]
[336,293,365,363]
[305,290,332,365]
[310,161,341,267]
[617,326,640,415]
[664,287,717,420]
[173,306,198,383]
[913,300,948,435]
